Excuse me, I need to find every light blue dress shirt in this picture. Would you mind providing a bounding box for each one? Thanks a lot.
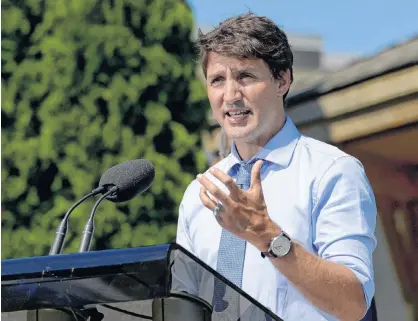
[175,116,377,321]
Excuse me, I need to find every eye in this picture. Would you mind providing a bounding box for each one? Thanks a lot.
[239,73,256,84]
[210,77,224,85]
[239,73,254,79]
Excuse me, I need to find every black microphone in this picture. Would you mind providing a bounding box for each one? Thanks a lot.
[78,159,155,252]
[49,159,155,255]
[98,159,155,203]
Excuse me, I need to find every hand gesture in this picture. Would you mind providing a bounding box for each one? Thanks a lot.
[197,160,278,250]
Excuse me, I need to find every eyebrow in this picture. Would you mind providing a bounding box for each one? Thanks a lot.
[207,67,258,80]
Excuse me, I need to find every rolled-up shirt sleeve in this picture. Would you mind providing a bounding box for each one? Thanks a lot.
[313,156,377,311]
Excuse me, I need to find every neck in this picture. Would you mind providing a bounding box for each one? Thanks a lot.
[235,117,286,161]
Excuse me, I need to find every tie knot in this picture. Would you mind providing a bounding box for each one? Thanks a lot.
[236,161,255,190]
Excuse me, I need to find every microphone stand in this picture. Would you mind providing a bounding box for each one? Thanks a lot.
[49,187,105,256]
[78,188,116,253]
[39,187,114,321]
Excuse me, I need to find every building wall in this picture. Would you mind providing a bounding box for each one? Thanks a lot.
[374,216,414,321]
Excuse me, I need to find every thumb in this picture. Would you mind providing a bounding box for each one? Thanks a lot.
[250,160,264,192]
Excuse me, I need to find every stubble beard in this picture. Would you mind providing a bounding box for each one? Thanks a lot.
[226,122,264,144]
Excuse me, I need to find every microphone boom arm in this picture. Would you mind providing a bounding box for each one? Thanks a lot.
[49,187,105,255]
[78,187,117,253]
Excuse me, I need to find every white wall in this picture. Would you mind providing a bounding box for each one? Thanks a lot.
[373,216,414,321]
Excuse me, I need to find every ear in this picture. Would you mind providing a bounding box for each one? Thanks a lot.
[276,69,291,97]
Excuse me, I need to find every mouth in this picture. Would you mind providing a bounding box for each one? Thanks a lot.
[225,110,251,117]
[224,109,252,124]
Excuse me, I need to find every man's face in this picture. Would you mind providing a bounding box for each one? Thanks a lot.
[206,52,287,144]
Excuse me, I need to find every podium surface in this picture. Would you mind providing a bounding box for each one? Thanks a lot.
[2,243,282,321]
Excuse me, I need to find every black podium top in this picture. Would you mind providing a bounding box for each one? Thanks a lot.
[2,243,173,312]
[2,243,282,321]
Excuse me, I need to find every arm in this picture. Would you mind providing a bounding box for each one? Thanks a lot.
[254,157,376,321]
[255,231,369,321]
[198,158,376,321]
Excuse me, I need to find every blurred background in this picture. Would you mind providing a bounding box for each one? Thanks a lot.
[1,0,417,320]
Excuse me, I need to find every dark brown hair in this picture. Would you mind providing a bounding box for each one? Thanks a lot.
[197,13,294,100]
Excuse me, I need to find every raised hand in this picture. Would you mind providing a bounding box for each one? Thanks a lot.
[197,160,279,249]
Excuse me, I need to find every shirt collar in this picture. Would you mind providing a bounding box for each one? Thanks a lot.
[229,116,301,168]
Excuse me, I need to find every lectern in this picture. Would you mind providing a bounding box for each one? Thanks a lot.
[2,243,281,321]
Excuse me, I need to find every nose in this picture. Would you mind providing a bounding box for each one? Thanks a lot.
[224,79,242,106]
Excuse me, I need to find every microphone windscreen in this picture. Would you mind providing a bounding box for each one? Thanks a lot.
[98,159,155,203]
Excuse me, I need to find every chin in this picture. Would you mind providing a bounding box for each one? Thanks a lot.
[226,126,257,141]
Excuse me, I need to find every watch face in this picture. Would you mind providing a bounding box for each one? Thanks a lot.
[271,235,291,257]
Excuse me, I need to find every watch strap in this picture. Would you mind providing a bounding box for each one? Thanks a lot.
[261,250,277,259]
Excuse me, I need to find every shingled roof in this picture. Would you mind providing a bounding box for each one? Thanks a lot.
[287,35,418,105]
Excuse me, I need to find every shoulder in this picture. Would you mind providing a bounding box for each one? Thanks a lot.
[296,135,365,173]
[295,135,370,200]
[297,135,351,160]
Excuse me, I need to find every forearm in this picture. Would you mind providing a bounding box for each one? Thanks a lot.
[274,242,365,320]
[252,226,366,321]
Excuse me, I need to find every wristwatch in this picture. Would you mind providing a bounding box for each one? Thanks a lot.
[261,230,292,259]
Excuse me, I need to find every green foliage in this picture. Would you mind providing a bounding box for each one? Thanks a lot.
[1,0,208,259]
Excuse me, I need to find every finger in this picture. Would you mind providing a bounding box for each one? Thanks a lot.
[250,160,264,191]
[197,173,230,203]
[208,167,240,195]
[199,186,217,210]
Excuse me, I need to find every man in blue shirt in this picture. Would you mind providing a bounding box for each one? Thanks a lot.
[175,13,376,321]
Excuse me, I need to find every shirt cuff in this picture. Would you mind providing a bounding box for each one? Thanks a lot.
[319,238,375,312]
[349,266,374,310]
